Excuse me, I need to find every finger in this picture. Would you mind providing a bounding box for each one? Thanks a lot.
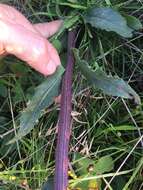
[0,4,37,34]
[1,20,60,76]
[0,4,63,38]
[0,43,5,55]
[34,20,63,38]
[0,4,61,75]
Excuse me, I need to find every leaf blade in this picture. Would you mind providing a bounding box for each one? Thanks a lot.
[94,155,114,174]
[85,7,133,38]
[73,49,140,105]
[125,14,142,30]
[17,65,64,138]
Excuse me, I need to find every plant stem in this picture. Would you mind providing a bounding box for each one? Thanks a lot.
[54,29,76,190]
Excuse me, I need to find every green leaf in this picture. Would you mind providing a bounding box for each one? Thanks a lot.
[54,15,80,39]
[73,154,100,190]
[107,125,138,131]
[75,154,114,175]
[74,153,95,175]
[85,7,133,38]
[52,39,62,53]
[0,83,7,98]
[58,1,86,9]
[42,179,54,190]
[73,49,141,105]
[73,154,114,190]
[73,179,100,190]
[111,176,127,190]
[17,65,64,139]
[125,15,142,30]
[9,62,28,75]
[94,155,114,174]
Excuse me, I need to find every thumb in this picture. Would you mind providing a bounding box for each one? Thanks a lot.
[34,20,63,38]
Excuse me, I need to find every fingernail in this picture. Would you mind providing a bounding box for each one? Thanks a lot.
[46,60,56,75]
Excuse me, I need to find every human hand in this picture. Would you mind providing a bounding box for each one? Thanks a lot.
[0,4,62,76]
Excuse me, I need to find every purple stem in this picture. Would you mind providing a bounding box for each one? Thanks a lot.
[54,29,76,190]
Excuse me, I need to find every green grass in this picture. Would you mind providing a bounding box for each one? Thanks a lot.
[0,0,143,189]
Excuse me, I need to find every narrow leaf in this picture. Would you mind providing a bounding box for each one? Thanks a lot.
[107,125,138,131]
[85,7,133,38]
[17,65,64,138]
[73,49,140,105]
[0,83,7,98]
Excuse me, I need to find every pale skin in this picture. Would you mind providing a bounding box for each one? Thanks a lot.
[0,4,62,76]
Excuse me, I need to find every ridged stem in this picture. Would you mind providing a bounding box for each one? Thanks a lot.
[54,29,76,190]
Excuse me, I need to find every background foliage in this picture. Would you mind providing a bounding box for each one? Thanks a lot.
[0,0,143,189]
